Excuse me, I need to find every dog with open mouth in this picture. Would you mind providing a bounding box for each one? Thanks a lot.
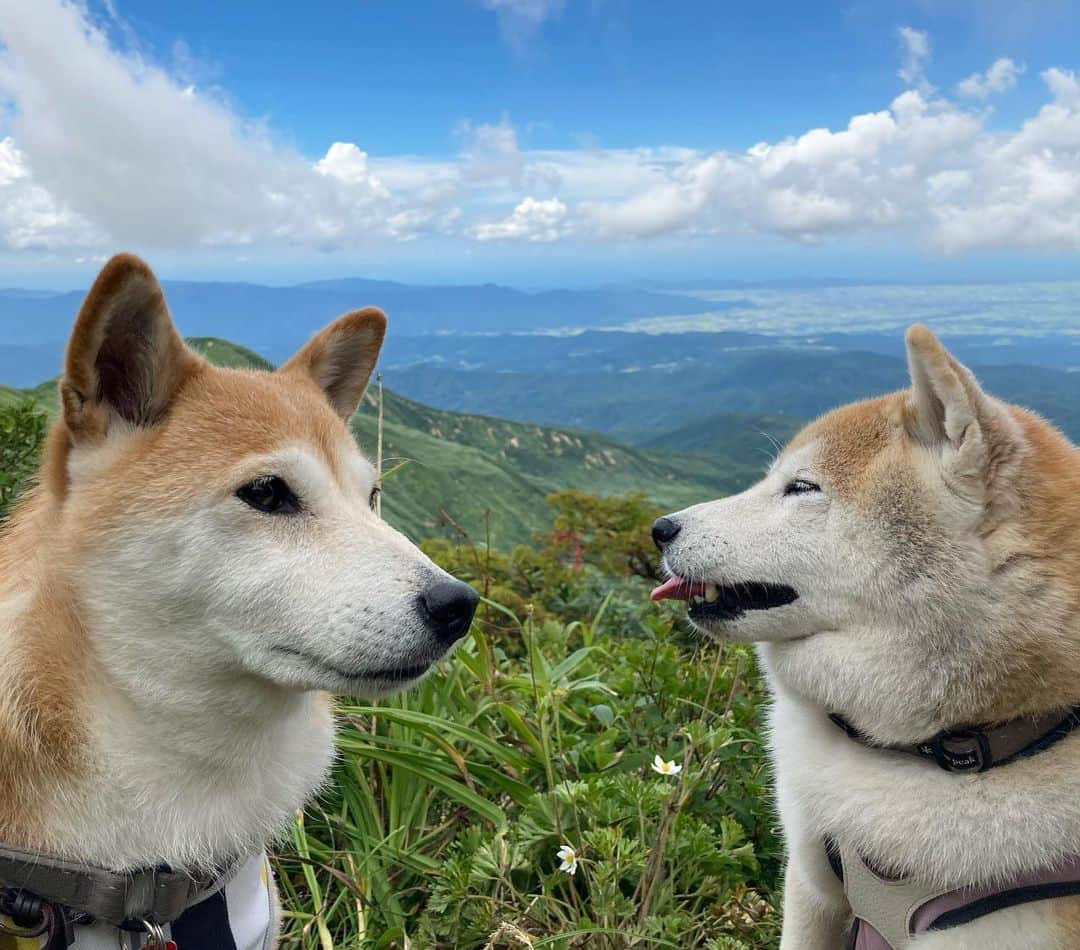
[0,254,478,949]
[652,325,1080,949]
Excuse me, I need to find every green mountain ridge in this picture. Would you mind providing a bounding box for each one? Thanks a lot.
[639,411,805,466]
[386,351,1080,444]
[1,338,750,547]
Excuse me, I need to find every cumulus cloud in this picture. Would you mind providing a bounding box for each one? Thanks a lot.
[580,68,1080,253]
[0,0,416,250]
[0,4,1079,260]
[0,137,100,248]
[315,143,388,195]
[956,57,1024,99]
[473,196,568,241]
[1043,66,1080,107]
[583,95,981,243]
[931,69,1080,251]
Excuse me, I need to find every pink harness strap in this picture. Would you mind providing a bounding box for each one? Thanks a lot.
[852,920,890,950]
[850,854,1080,949]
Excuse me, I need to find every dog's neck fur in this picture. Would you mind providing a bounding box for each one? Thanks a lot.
[0,483,336,871]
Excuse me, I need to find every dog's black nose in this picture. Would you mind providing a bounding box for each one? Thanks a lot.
[651,516,682,548]
[420,578,479,645]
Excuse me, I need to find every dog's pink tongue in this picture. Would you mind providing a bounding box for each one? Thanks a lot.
[650,577,706,602]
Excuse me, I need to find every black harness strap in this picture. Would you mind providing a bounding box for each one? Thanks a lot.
[927,880,1080,931]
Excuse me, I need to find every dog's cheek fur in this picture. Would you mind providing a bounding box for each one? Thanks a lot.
[0,552,90,846]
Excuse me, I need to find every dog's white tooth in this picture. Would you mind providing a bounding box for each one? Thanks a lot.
[704,583,719,603]
[692,595,705,605]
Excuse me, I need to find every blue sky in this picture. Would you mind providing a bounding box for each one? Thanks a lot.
[117,0,1077,153]
[0,0,1078,286]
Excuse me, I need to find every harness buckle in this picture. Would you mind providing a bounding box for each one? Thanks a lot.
[928,729,991,772]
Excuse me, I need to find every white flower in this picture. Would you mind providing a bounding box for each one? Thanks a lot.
[556,844,578,875]
[651,754,683,776]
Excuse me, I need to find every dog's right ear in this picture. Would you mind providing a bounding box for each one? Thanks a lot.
[61,254,201,443]
[904,323,1025,493]
[279,308,387,419]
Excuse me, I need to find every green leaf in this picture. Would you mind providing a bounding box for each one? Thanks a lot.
[590,703,616,727]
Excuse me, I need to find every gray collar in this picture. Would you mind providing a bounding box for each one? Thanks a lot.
[0,842,241,931]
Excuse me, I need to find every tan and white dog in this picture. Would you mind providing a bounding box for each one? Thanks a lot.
[652,326,1080,949]
[0,254,477,947]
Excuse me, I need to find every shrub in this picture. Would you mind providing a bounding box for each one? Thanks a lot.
[273,524,781,949]
[0,400,48,520]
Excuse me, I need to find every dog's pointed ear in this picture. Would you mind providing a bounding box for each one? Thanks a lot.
[279,308,387,419]
[61,254,202,443]
[904,323,1025,486]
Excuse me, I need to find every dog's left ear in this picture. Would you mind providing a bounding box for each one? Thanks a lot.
[904,324,1026,489]
[279,308,387,419]
[62,254,202,443]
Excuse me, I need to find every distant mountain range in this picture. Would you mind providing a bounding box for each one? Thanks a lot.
[3,275,1076,501]
[0,278,724,385]
[7,322,1077,545]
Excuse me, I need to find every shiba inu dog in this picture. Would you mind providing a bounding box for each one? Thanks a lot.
[652,326,1080,949]
[0,254,478,948]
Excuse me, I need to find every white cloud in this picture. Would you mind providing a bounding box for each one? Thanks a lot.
[1043,66,1080,107]
[0,137,100,248]
[457,118,524,186]
[583,94,982,243]
[473,196,568,241]
[930,69,1080,252]
[0,6,1079,260]
[898,26,932,92]
[482,0,565,24]
[315,142,389,197]
[578,73,1080,255]
[482,0,565,51]
[956,57,1023,99]
[0,0,413,250]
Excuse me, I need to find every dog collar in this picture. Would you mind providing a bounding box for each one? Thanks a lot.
[0,842,242,942]
[828,704,1080,773]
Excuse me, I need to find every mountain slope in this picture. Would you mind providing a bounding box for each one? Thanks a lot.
[639,412,805,468]
[0,338,737,547]
[351,389,745,546]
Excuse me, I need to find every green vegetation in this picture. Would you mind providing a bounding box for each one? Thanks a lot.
[274,495,780,949]
[350,391,742,548]
[0,380,58,415]
[636,413,804,480]
[0,401,47,519]
[187,336,275,370]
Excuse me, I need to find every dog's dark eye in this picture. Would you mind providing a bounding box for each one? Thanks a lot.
[237,476,300,515]
[369,485,381,512]
[784,478,821,496]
